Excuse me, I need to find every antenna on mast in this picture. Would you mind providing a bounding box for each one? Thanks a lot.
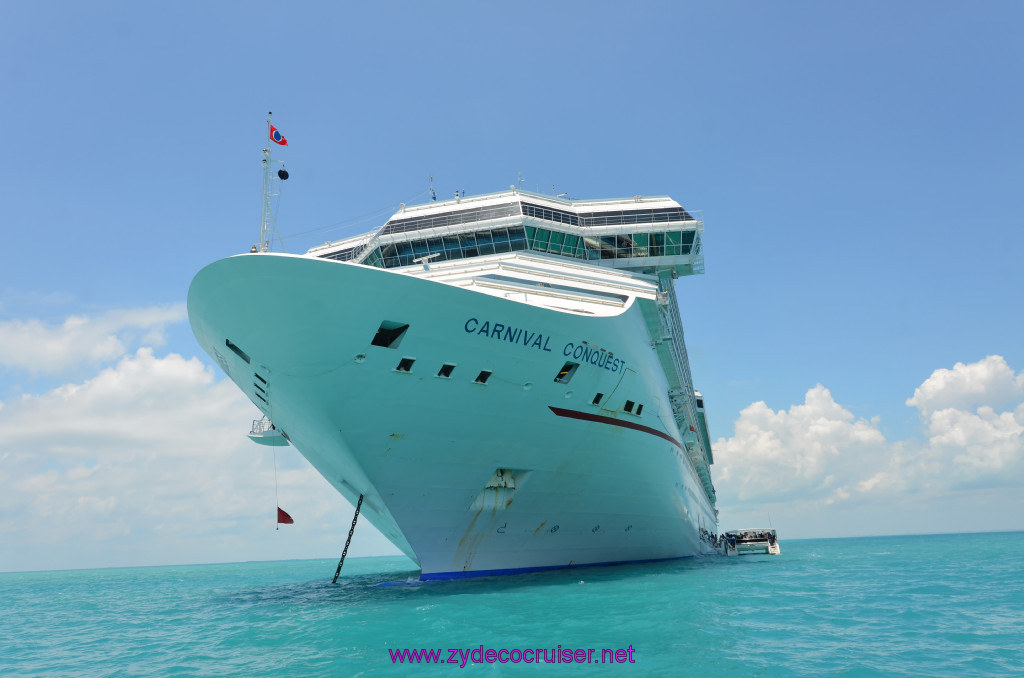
[258,111,289,253]
[429,175,436,201]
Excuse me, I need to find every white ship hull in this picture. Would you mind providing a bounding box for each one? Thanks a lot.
[188,252,718,578]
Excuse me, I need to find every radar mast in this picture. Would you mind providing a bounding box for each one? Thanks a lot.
[258,111,289,252]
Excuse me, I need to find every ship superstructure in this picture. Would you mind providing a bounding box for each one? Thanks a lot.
[188,188,718,578]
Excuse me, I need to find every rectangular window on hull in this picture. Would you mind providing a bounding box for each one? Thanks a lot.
[624,400,635,413]
[554,361,579,384]
[437,364,455,378]
[372,321,410,348]
[592,392,604,405]
[396,357,415,372]
[636,403,644,415]
[475,370,492,384]
[225,339,251,364]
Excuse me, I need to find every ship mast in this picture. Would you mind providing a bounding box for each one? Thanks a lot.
[258,111,288,252]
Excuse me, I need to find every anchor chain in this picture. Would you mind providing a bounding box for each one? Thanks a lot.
[332,494,364,583]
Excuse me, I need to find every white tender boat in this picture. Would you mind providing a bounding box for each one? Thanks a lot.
[724,529,781,556]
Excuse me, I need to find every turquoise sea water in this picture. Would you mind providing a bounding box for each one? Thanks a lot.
[2,532,1022,676]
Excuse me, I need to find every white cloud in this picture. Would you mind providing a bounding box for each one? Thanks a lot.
[0,328,399,572]
[0,305,186,374]
[714,355,1024,535]
[922,405,1024,481]
[906,355,1024,416]
[714,384,887,504]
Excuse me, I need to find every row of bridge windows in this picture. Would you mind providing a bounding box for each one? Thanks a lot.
[341,226,694,269]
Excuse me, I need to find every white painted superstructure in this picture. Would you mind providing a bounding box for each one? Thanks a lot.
[188,189,719,579]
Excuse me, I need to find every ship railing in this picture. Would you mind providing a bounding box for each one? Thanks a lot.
[657,279,712,473]
[250,417,275,435]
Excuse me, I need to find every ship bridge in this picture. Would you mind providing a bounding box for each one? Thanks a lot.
[307,189,716,504]
[307,189,703,277]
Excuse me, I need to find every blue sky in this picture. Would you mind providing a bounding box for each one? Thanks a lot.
[2,1,1022,572]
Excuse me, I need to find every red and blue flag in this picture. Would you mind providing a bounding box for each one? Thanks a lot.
[270,125,288,146]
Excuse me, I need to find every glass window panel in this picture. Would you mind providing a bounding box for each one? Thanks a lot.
[599,236,616,259]
[411,239,430,258]
[650,233,664,256]
[548,231,565,253]
[562,234,579,255]
[631,233,649,258]
[460,233,479,258]
[475,230,495,256]
[508,227,527,250]
[533,228,550,249]
[618,236,633,258]
[665,233,682,255]
[492,228,512,253]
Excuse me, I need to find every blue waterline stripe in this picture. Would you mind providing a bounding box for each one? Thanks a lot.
[418,555,693,581]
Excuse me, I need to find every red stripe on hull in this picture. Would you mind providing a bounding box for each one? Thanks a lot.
[547,406,684,451]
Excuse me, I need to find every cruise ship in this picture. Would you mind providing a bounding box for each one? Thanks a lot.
[187,187,719,579]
